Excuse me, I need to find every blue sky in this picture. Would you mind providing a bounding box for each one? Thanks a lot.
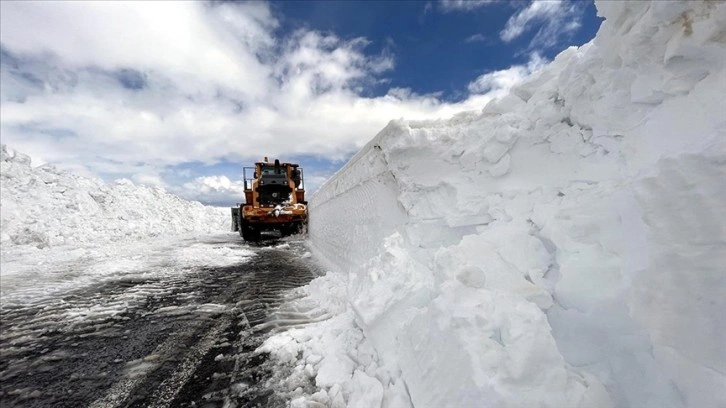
[0,1,602,206]
[274,1,601,99]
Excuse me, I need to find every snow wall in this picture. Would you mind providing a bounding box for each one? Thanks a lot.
[0,145,229,249]
[308,1,726,407]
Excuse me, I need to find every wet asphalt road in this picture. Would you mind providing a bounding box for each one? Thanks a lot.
[0,237,319,408]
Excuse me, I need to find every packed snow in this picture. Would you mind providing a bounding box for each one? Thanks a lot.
[262,1,726,407]
[0,144,239,300]
[0,144,229,249]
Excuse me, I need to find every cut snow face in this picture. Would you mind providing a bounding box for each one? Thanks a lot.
[263,1,726,407]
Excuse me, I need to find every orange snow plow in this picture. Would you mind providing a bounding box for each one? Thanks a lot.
[231,157,307,241]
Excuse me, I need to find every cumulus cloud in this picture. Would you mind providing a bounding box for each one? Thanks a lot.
[176,175,247,207]
[500,0,584,49]
[173,168,336,207]
[132,173,168,189]
[0,3,455,162]
[468,52,548,96]
[0,1,547,205]
[0,2,275,97]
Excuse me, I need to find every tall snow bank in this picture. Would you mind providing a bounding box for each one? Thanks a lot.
[0,145,228,249]
[306,1,726,407]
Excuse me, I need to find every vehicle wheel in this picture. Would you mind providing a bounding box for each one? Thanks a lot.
[283,226,297,237]
[281,223,302,237]
[241,223,260,241]
[292,222,304,235]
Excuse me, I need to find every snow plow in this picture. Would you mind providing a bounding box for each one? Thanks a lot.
[231,157,307,241]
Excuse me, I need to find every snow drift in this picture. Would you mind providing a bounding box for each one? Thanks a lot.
[0,145,228,249]
[294,1,725,407]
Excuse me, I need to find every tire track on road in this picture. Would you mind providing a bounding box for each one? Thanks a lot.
[0,238,319,408]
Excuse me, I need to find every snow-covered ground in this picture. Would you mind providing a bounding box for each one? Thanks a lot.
[0,144,229,250]
[0,232,254,305]
[265,1,726,407]
[0,144,239,300]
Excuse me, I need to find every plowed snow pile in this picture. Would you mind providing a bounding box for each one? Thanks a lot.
[265,1,726,407]
[0,145,228,249]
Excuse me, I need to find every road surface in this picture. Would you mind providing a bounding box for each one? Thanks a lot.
[0,236,320,408]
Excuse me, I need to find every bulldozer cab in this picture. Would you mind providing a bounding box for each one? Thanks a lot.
[232,157,308,240]
[259,165,278,175]
[242,160,305,207]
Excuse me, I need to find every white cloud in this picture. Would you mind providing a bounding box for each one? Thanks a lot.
[500,0,584,49]
[465,34,493,44]
[468,52,548,96]
[171,169,334,207]
[131,173,168,189]
[439,0,497,12]
[0,1,548,203]
[177,175,247,206]
[0,2,274,97]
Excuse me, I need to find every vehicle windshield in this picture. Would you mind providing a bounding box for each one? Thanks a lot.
[260,165,279,175]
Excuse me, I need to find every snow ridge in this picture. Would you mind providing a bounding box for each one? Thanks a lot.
[291,1,725,407]
[0,144,228,249]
